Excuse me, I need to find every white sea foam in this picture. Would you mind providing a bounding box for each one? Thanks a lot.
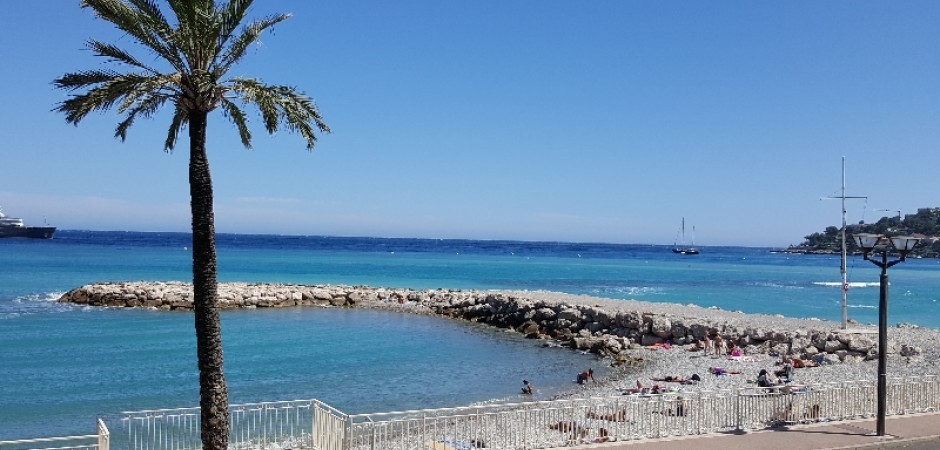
[590,286,663,297]
[752,281,802,289]
[5,291,70,315]
[812,281,881,288]
[13,291,65,303]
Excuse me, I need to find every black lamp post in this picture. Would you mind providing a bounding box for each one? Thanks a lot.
[851,233,920,437]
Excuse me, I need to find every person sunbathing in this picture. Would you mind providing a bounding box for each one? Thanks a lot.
[780,384,809,394]
[651,374,700,384]
[792,358,819,368]
[587,409,629,422]
[709,367,742,375]
[620,379,647,394]
[547,421,588,438]
[645,342,673,350]
[621,379,670,394]
[651,375,687,382]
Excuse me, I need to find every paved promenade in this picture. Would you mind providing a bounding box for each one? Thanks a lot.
[570,412,940,450]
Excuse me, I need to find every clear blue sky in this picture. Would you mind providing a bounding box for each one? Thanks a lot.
[2,2,939,247]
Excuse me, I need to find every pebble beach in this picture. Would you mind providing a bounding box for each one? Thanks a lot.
[513,290,940,400]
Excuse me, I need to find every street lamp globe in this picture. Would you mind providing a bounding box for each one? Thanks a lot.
[890,236,921,254]
[853,233,883,252]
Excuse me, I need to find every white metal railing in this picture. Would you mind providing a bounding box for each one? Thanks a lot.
[0,419,109,450]
[340,375,940,449]
[10,375,939,450]
[312,401,347,450]
[101,399,330,450]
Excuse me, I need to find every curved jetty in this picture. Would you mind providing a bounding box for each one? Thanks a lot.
[59,281,926,366]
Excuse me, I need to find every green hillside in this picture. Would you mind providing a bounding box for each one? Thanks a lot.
[788,207,940,258]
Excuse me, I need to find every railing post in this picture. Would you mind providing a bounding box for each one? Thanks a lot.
[522,403,528,450]
[97,418,110,450]
[735,388,743,432]
[370,417,376,450]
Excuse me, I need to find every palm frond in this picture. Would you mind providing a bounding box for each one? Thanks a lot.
[275,87,330,149]
[216,13,290,76]
[219,97,252,148]
[115,72,179,113]
[230,78,277,131]
[87,39,159,74]
[53,69,122,91]
[217,0,254,47]
[82,0,185,72]
[164,105,188,152]
[167,0,221,72]
[55,72,171,125]
[230,77,330,150]
[164,106,187,152]
[115,92,172,140]
[126,0,168,26]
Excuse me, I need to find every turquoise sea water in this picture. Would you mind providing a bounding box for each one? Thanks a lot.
[2,231,939,439]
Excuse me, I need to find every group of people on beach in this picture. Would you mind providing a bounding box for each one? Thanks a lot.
[532,336,831,445]
[633,334,828,394]
[698,333,729,356]
[524,333,825,399]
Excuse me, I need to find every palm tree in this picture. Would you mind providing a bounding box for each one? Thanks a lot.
[53,1,329,449]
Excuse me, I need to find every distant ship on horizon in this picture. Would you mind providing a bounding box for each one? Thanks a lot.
[0,206,56,239]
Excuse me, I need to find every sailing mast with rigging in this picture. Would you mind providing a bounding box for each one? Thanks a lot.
[672,217,700,255]
[823,157,866,329]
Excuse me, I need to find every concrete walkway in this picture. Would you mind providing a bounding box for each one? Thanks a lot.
[569,412,940,450]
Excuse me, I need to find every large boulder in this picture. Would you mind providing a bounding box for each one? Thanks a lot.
[557,308,583,323]
[847,336,875,353]
[650,316,673,339]
[616,311,642,329]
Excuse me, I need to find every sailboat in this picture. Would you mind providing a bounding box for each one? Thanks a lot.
[672,218,700,255]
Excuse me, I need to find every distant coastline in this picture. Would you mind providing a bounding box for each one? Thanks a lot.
[777,246,844,256]
[790,207,940,258]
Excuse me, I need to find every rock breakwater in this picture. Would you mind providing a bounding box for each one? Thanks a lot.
[59,282,920,364]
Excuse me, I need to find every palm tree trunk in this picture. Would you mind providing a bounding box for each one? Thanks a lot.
[188,109,230,450]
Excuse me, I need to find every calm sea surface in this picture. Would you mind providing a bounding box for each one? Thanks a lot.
[2,231,939,439]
